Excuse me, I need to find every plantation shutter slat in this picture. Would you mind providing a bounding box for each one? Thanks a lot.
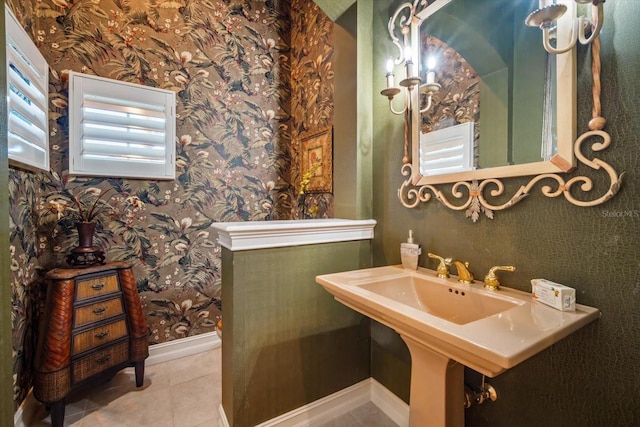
[6,6,49,171]
[420,122,475,176]
[69,72,176,180]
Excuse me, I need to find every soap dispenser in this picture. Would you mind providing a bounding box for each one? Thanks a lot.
[401,230,421,270]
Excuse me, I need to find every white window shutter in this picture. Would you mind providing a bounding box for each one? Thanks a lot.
[69,71,176,180]
[6,5,49,172]
[420,122,475,176]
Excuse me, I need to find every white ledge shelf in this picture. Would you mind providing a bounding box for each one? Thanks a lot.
[211,219,377,251]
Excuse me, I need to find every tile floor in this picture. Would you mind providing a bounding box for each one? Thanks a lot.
[28,347,398,427]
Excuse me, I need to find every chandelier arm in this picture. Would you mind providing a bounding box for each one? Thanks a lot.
[419,94,434,114]
[542,19,579,54]
[389,97,408,116]
[578,3,604,45]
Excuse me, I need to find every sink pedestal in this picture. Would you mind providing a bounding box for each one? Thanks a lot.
[403,335,464,427]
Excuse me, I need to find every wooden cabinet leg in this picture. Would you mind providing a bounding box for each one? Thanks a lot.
[135,361,145,387]
[50,400,66,427]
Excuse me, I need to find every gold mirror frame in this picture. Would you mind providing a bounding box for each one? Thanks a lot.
[390,0,622,221]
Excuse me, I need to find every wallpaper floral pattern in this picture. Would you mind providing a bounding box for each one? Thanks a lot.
[290,0,334,218]
[7,0,335,408]
[420,34,480,163]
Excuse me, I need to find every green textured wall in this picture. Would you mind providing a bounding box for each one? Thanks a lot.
[0,1,13,424]
[314,0,356,21]
[333,4,358,219]
[356,0,374,220]
[221,241,372,427]
[371,0,640,425]
[323,0,373,220]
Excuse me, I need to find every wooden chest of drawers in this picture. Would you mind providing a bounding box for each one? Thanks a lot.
[34,261,148,427]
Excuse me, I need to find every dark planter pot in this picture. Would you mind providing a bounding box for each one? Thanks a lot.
[77,222,96,248]
[67,222,105,267]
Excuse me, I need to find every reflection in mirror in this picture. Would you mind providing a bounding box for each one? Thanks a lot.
[401,0,578,187]
[417,0,556,177]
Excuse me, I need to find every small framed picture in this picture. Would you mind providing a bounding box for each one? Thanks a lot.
[300,127,333,193]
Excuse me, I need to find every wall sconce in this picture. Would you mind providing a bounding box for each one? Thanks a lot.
[381,0,449,164]
[380,1,440,115]
[381,54,426,116]
[525,0,605,55]
[380,49,440,116]
[420,56,440,114]
[380,1,442,117]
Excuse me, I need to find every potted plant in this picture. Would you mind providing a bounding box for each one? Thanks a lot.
[40,186,143,266]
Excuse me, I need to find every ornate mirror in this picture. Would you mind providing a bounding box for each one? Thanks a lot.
[381,0,621,221]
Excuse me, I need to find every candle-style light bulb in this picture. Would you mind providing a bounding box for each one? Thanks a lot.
[427,56,436,70]
[404,45,414,77]
[404,45,412,62]
[426,55,436,84]
[386,58,395,88]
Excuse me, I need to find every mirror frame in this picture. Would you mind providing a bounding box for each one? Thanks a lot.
[391,0,622,221]
[410,0,576,185]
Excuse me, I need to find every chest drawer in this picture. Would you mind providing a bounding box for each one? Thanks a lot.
[72,318,128,355]
[74,297,124,328]
[76,273,119,301]
[72,340,129,384]
[36,261,148,422]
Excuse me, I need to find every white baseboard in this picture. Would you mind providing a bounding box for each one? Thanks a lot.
[219,404,230,427]
[218,378,409,427]
[15,332,221,427]
[256,380,371,427]
[147,331,221,366]
[370,378,410,427]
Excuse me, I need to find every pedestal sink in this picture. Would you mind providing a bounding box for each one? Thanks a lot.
[315,266,600,427]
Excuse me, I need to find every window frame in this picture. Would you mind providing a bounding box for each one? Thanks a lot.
[5,5,50,172]
[68,71,176,180]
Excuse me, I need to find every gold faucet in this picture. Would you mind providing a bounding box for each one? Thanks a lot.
[427,253,451,278]
[448,260,474,284]
[483,265,516,291]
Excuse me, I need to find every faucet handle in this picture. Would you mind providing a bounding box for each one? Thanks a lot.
[427,253,452,278]
[484,265,516,291]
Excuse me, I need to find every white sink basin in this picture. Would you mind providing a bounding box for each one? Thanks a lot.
[359,274,520,325]
[316,265,600,427]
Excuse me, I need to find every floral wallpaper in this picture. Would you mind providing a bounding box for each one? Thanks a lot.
[290,0,334,218]
[420,34,480,164]
[7,0,335,409]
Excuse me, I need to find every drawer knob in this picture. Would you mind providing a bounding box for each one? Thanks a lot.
[91,283,106,291]
[95,331,110,339]
[96,355,111,364]
[92,307,107,315]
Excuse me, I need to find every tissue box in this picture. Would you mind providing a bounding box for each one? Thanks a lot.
[531,279,576,311]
